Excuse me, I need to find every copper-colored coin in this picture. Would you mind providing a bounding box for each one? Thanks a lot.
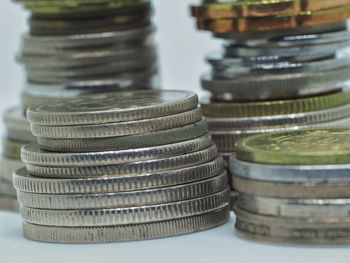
[196,5,350,33]
[191,0,350,19]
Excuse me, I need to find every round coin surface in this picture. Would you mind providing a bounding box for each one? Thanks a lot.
[235,128,350,165]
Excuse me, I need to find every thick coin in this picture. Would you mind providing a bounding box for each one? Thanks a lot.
[202,66,349,101]
[27,90,198,126]
[206,102,350,129]
[17,172,228,209]
[235,128,350,165]
[201,91,350,117]
[25,145,218,178]
[235,206,350,245]
[37,118,208,152]
[20,188,230,226]
[230,156,350,183]
[30,107,202,139]
[196,5,350,33]
[233,175,350,198]
[14,158,224,194]
[0,195,19,212]
[22,206,229,243]
[238,194,350,218]
[191,0,350,19]
[21,134,211,167]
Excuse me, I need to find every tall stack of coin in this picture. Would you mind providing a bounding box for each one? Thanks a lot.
[190,0,350,198]
[0,108,36,211]
[13,90,230,243]
[230,128,350,244]
[14,0,159,109]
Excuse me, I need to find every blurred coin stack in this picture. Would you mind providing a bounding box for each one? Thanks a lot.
[230,128,350,244]
[0,108,35,211]
[0,0,161,211]
[190,0,350,199]
[14,0,160,109]
[13,90,230,243]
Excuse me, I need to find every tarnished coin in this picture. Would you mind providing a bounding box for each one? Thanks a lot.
[37,118,208,152]
[17,172,228,209]
[235,128,350,165]
[27,90,198,126]
[235,206,350,245]
[201,91,350,117]
[20,188,230,226]
[25,145,218,178]
[21,134,212,167]
[14,158,224,194]
[22,206,229,243]
[30,107,202,139]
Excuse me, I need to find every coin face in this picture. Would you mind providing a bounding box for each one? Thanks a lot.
[235,128,350,165]
[27,90,198,125]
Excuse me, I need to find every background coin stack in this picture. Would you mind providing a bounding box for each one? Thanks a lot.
[14,0,159,109]
[13,90,230,243]
[230,128,350,244]
[190,0,350,199]
[0,0,160,212]
[0,107,35,211]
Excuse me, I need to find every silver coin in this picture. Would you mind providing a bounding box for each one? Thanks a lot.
[20,188,230,226]
[0,195,19,212]
[14,158,224,194]
[237,194,350,218]
[30,107,202,139]
[22,206,229,243]
[202,66,349,101]
[17,172,228,209]
[0,157,24,183]
[232,175,350,199]
[25,144,218,178]
[235,206,350,245]
[37,118,208,152]
[27,90,198,126]
[21,25,155,49]
[230,156,350,183]
[21,134,212,167]
[206,102,350,129]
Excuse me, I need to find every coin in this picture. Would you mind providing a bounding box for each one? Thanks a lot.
[230,155,350,183]
[30,107,202,139]
[201,91,350,117]
[20,188,230,226]
[235,128,350,165]
[237,194,350,218]
[22,206,229,243]
[17,172,228,209]
[25,145,218,178]
[14,158,224,194]
[36,118,208,152]
[235,206,350,245]
[21,134,212,167]
[27,90,198,126]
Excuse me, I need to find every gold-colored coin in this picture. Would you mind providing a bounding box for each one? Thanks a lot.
[235,128,350,165]
[191,0,350,19]
[201,91,350,118]
[196,5,350,33]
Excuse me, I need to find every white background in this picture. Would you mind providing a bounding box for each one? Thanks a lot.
[1,1,350,262]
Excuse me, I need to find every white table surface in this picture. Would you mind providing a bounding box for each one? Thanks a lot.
[2,211,350,263]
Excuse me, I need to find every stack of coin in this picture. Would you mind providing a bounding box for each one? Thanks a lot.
[13,90,230,243]
[14,0,159,109]
[0,107,35,211]
[230,128,350,244]
[190,1,350,199]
